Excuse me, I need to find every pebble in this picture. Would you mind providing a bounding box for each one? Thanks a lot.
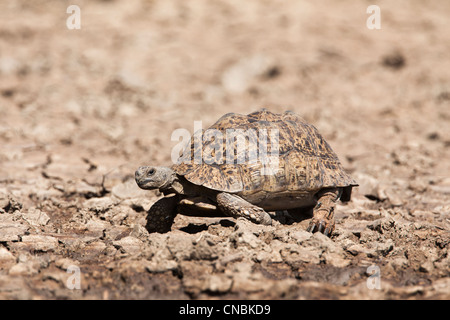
[84,196,117,213]
[353,173,384,201]
[113,236,143,255]
[145,259,178,273]
[0,247,15,264]
[0,224,28,242]
[21,208,50,226]
[111,180,148,199]
[55,258,79,270]
[86,218,110,234]
[289,230,313,243]
[206,274,233,293]
[346,244,375,257]
[21,235,59,252]
[281,246,321,264]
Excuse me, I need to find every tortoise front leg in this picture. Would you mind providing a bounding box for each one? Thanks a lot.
[146,195,178,233]
[216,193,272,225]
[307,188,341,237]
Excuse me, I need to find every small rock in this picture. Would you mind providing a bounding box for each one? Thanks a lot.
[86,218,110,234]
[0,195,22,213]
[434,254,450,274]
[432,205,450,215]
[304,233,350,267]
[359,229,379,244]
[74,180,101,196]
[419,260,434,273]
[0,247,15,264]
[390,256,409,269]
[271,228,290,242]
[219,252,245,266]
[166,233,195,260]
[207,274,233,293]
[0,198,10,211]
[230,229,262,249]
[22,208,50,226]
[323,251,351,268]
[84,197,116,213]
[384,188,403,206]
[304,231,337,249]
[280,245,321,265]
[145,259,178,273]
[113,236,143,255]
[55,258,79,270]
[374,239,394,257]
[367,219,382,233]
[8,259,41,276]
[346,244,373,256]
[229,269,271,293]
[104,226,130,241]
[354,173,384,201]
[380,217,396,231]
[342,220,370,237]
[409,180,428,193]
[83,241,108,257]
[112,180,147,199]
[130,223,149,240]
[352,209,382,220]
[289,230,312,243]
[367,217,395,233]
[21,235,59,252]
[191,235,219,261]
[0,223,28,242]
[8,263,35,276]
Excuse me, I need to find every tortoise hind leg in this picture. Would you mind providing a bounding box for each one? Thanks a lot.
[146,195,178,233]
[307,188,341,237]
[216,193,272,225]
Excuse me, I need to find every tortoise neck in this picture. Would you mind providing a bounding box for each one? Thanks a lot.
[160,174,185,195]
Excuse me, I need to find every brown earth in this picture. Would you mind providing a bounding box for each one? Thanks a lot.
[0,0,449,299]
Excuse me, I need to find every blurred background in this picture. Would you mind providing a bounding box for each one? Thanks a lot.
[1,0,449,175]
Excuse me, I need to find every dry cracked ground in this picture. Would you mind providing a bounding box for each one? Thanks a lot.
[0,0,449,299]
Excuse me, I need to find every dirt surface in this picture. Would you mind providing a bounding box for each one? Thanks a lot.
[0,0,449,300]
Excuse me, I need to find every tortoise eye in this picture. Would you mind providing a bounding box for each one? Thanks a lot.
[148,168,155,176]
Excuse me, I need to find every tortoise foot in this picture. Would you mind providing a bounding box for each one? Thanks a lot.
[146,196,178,233]
[307,188,339,237]
[307,214,335,237]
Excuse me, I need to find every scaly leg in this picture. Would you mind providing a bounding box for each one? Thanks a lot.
[216,192,272,225]
[146,195,178,233]
[307,188,341,237]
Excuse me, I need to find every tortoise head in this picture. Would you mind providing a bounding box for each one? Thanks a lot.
[135,166,176,191]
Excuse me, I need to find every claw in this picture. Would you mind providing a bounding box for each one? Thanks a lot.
[317,221,325,234]
[307,220,333,237]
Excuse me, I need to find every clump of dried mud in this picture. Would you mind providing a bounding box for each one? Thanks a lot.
[0,0,449,299]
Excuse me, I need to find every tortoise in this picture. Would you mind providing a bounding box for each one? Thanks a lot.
[135,110,357,236]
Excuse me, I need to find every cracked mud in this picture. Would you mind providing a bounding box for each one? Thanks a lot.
[0,0,449,299]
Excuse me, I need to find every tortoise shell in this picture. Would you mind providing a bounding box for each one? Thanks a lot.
[173,110,357,200]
